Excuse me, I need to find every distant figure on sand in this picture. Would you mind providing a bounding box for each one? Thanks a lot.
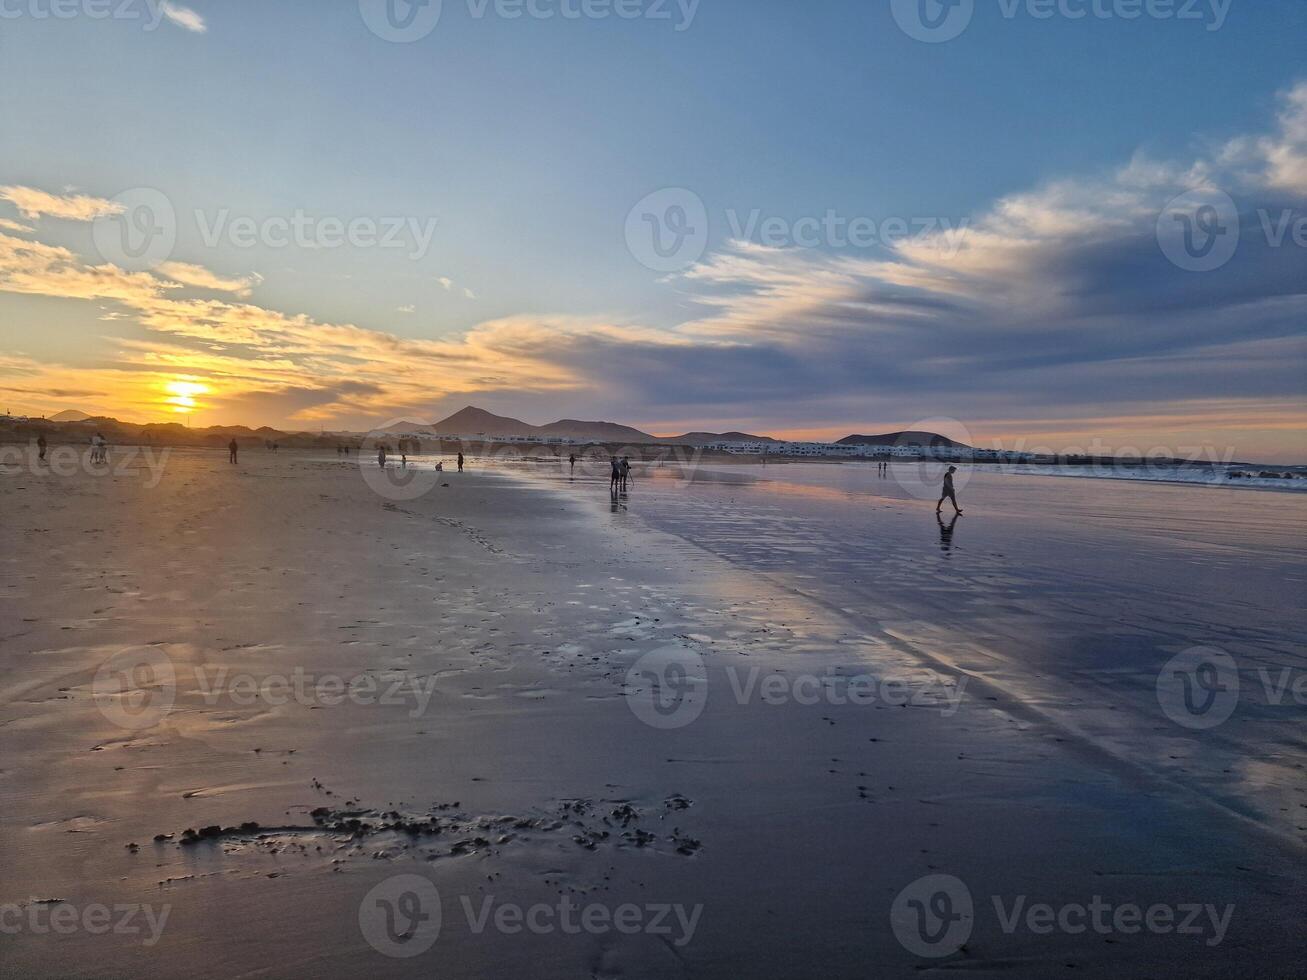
[610,456,621,492]
[37,434,47,461]
[937,466,962,515]
[620,456,632,491]
[378,445,387,469]
[569,453,576,472]
[228,438,239,464]
[457,452,464,472]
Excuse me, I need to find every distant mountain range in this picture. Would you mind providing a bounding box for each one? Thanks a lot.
[384,406,783,446]
[13,404,966,451]
[384,406,968,449]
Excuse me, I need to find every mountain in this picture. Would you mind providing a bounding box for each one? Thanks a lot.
[382,419,438,434]
[837,430,969,449]
[662,431,779,446]
[429,406,535,437]
[536,419,656,443]
[49,409,91,422]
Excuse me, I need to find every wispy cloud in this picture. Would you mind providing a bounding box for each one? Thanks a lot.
[160,2,207,33]
[158,261,260,297]
[0,186,122,222]
[1,81,1304,458]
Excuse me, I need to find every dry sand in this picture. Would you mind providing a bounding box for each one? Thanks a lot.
[0,448,1302,978]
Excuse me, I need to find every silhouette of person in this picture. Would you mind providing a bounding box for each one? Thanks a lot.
[228,438,238,464]
[569,453,577,472]
[610,456,621,492]
[457,452,465,472]
[937,465,962,515]
[378,445,387,469]
[620,456,632,491]
[37,434,47,461]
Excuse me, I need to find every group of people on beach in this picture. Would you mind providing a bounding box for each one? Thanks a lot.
[610,455,633,492]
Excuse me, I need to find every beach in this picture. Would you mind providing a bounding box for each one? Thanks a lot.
[0,449,1303,978]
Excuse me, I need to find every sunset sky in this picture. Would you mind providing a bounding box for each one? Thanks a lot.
[1,0,1305,460]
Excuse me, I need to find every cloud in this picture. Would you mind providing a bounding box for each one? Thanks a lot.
[0,218,32,234]
[158,261,260,297]
[160,2,207,33]
[397,304,416,313]
[463,288,476,300]
[1,81,1304,459]
[0,186,123,222]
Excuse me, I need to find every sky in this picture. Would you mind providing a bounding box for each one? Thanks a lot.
[0,0,1305,460]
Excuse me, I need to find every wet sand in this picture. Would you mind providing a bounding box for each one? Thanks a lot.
[0,450,1302,978]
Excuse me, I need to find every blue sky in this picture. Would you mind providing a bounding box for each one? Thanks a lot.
[1,0,1305,458]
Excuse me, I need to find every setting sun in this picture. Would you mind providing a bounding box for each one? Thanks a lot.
[163,379,209,414]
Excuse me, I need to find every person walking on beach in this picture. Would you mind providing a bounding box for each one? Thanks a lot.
[610,455,621,492]
[569,453,576,473]
[228,438,239,465]
[937,465,962,516]
[620,456,632,491]
[37,434,47,462]
[378,444,387,469]
[457,452,464,472]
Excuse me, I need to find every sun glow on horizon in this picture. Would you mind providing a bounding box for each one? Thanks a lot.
[162,378,210,415]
